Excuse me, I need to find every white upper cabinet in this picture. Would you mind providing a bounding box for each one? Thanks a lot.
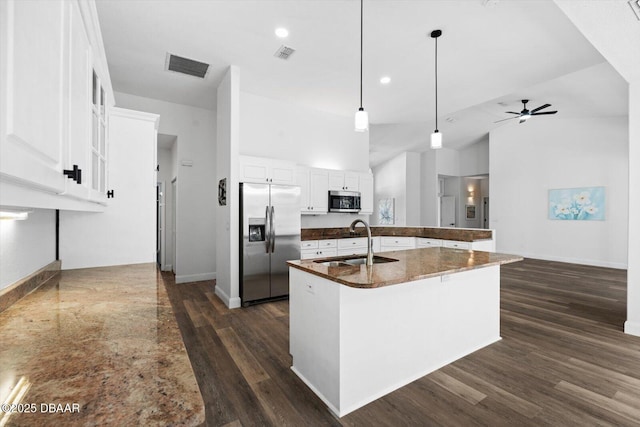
[328,171,359,192]
[239,155,296,185]
[0,0,67,194]
[296,166,328,214]
[64,0,91,200]
[359,172,374,214]
[0,0,113,210]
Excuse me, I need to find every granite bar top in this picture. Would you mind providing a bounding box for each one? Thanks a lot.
[301,226,493,242]
[0,263,204,426]
[288,247,522,288]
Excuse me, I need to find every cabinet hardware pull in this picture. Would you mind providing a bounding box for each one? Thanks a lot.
[107,190,114,198]
[63,164,82,184]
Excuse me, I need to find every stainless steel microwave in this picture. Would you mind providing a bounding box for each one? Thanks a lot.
[328,191,361,213]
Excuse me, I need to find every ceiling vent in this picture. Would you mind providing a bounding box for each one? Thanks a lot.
[274,45,295,60]
[165,53,209,78]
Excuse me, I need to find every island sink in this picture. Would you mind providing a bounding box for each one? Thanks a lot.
[314,255,398,267]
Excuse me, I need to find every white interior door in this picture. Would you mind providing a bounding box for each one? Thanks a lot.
[440,196,456,227]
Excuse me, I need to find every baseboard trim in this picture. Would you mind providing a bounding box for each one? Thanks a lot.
[175,272,216,284]
[624,320,640,337]
[507,252,627,270]
[0,260,61,314]
[214,286,241,309]
[161,264,173,272]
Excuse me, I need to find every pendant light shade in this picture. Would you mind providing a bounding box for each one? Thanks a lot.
[430,29,442,149]
[430,130,442,149]
[355,107,369,132]
[355,0,368,132]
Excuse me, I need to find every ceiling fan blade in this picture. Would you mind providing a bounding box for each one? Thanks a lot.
[531,111,557,115]
[494,116,519,123]
[505,111,521,115]
[530,103,551,113]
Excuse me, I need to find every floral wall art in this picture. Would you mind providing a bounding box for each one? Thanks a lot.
[548,187,605,221]
[378,198,395,225]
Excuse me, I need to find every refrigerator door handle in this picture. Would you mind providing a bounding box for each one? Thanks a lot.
[270,206,275,252]
[265,206,271,253]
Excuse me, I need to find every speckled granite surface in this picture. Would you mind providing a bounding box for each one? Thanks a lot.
[288,247,522,288]
[0,261,60,314]
[301,226,493,242]
[0,263,204,427]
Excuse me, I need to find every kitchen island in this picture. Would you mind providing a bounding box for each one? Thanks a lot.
[287,247,522,417]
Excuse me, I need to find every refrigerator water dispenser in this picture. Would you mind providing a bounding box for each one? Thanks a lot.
[248,218,265,242]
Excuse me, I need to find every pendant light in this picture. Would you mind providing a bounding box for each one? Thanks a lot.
[354,0,368,132]
[430,29,442,149]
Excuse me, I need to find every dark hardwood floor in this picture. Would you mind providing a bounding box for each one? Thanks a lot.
[163,258,640,426]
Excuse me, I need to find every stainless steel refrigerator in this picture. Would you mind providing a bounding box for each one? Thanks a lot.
[240,183,301,306]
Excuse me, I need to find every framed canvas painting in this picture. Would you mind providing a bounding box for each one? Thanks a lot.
[548,187,605,221]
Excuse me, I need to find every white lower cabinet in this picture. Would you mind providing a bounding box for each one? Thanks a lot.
[301,248,338,260]
[337,237,369,256]
[416,238,443,248]
[299,235,494,261]
[300,239,337,259]
[380,236,415,252]
[443,240,471,250]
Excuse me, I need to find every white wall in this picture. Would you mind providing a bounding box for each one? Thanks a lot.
[372,152,422,227]
[490,117,628,268]
[373,153,405,226]
[554,0,640,338]
[420,150,439,226]
[239,91,371,230]
[60,109,158,269]
[215,66,241,308]
[302,213,371,229]
[114,92,217,284]
[436,148,460,176]
[459,138,489,176]
[240,92,369,172]
[459,177,482,229]
[406,153,421,225]
[0,209,56,290]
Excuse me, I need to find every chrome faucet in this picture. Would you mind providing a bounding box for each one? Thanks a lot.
[349,219,374,266]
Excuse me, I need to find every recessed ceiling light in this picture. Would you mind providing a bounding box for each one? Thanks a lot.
[275,27,289,38]
[380,76,391,84]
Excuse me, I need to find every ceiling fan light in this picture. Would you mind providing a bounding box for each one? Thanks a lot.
[430,130,442,149]
[355,108,369,132]
[521,113,531,121]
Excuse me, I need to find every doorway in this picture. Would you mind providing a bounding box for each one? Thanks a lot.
[171,178,177,274]
[440,196,456,227]
[156,182,165,266]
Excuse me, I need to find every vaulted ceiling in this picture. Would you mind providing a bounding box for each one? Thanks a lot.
[95,0,629,165]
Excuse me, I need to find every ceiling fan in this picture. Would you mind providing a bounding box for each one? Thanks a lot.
[494,99,558,124]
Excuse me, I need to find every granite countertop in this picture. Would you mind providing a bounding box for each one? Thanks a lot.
[0,263,204,426]
[301,226,493,242]
[288,247,523,288]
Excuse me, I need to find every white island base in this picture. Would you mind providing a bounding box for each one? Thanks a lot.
[289,265,501,417]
